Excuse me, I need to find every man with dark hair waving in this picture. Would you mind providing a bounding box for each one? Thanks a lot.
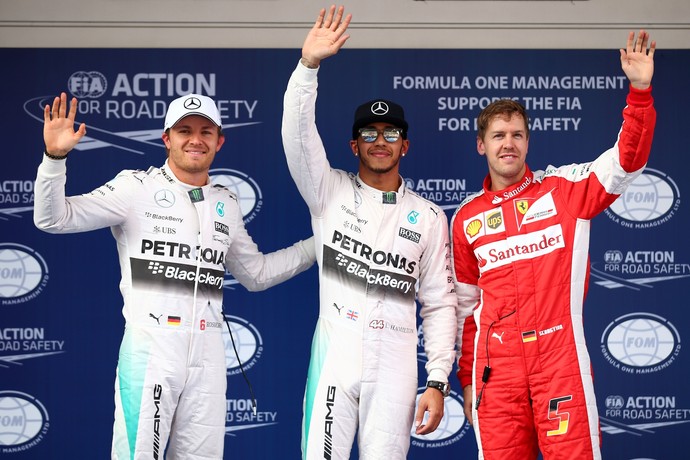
[282,6,458,459]
[451,31,656,459]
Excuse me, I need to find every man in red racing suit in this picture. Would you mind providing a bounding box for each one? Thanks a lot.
[451,31,656,460]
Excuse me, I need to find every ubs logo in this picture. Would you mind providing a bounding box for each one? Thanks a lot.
[153,226,176,235]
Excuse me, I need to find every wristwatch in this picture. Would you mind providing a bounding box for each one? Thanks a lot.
[426,380,450,397]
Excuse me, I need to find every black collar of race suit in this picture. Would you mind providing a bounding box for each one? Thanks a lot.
[354,174,406,204]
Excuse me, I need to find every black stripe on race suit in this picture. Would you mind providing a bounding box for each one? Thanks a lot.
[130,257,225,299]
[321,245,417,302]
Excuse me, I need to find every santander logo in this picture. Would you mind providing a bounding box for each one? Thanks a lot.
[475,224,565,273]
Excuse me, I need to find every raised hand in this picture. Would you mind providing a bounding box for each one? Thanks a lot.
[43,92,86,158]
[620,30,656,90]
[301,5,351,68]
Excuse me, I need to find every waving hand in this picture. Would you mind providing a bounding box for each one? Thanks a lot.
[620,30,656,90]
[301,5,351,68]
[43,92,86,158]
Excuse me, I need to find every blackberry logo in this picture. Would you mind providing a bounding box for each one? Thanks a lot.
[335,253,349,267]
[148,261,164,275]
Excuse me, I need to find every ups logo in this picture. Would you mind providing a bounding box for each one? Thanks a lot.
[486,211,503,229]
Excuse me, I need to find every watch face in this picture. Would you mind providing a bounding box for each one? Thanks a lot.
[440,383,450,397]
[428,381,450,396]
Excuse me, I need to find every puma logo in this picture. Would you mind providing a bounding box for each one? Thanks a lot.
[332,303,343,315]
[492,331,505,344]
[149,313,162,325]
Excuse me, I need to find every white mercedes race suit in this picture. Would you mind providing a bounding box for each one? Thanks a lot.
[282,62,458,460]
[34,157,315,460]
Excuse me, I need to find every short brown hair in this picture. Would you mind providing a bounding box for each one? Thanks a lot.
[477,99,529,141]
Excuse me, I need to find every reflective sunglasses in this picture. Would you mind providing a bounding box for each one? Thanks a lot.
[358,127,403,143]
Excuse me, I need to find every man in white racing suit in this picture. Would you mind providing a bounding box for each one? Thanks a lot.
[34,92,315,459]
[282,7,458,459]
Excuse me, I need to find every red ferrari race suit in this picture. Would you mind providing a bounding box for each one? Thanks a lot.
[451,86,655,460]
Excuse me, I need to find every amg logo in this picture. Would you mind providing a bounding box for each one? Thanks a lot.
[398,227,421,243]
[214,221,229,235]
[324,385,336,459]
[153,384,162,459]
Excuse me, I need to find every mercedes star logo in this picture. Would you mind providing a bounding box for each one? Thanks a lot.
[370,101,389,116]
[184,97,202,110]
[154,189,175,208]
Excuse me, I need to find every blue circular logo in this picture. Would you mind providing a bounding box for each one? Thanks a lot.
[210,169,263,224]
[410,389,471,448]
[0,243,49,304]
[67,71,107,98]
[223,315,263,376]
[606,169,680,225]
[601,312,680,372]
[0,391,50,449]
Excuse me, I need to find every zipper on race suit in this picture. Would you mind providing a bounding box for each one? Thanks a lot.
[186,206,204,367]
